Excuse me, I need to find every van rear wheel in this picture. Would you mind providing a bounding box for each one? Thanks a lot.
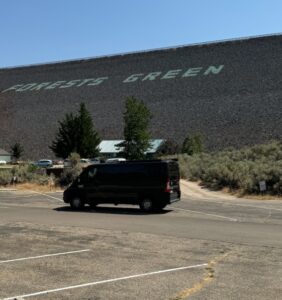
[139,198,153,212]
[70,197,84,210]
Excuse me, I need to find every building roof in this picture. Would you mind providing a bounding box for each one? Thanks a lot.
[0,148,10,156]
[98,139,165,154]
[145,139,166,154]
[99,140,124,154]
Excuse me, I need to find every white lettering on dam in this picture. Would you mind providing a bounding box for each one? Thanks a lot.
[1,65,224,93]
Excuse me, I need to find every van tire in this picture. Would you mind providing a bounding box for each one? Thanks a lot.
[70,197,84,210]
[139,198,153,212]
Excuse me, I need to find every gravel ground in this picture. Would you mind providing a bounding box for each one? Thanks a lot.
[0,183,281,299]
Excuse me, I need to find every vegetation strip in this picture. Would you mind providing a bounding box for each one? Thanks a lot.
[3,263,207,299]
[179,141,282,196]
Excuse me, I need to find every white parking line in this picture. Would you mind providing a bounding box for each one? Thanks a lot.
[30,190,63,202]
[174,207,238,222]
[188,198,282,212]
[3,263,207,299]
[0,249,90,264]
[0,191,63,202]
[224,202,282,212]
[0,194,38,199]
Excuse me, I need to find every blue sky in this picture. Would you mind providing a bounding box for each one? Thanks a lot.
[0,0,281,68]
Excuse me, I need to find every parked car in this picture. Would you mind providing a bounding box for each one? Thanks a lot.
[0,160,7,165]
[80,158,90,164]
[105,157,126,163]
[89,158,101,164]
[63,159,181,212]
[63,159,71,168]
[36,159,53,168]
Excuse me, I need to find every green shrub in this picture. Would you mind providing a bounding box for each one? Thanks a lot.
[0,165,52,186]
[178,140,282,195]
[59,165,82,186]
[182,134,203,155]
[0,170,12,185]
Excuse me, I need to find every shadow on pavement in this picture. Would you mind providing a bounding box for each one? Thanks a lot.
[54,205,172,215]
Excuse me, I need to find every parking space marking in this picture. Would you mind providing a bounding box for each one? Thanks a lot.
[0,194,39,199]
[173,207,238,222]
[29,190,63,202]
[187,198,282,212]
[0,249,90,264]
[225,202,282,212]
[3,263,208,299]
[0,191,63,202]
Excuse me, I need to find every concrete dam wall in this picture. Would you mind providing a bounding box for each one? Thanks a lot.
[0,34,281,158]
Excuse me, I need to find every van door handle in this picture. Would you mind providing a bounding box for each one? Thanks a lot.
[78,184,84,188]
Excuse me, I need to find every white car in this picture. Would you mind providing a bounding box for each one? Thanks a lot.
[37,159,53,168]
[105,158,126,163]
[0,160,7,165]
[80,158,90,164]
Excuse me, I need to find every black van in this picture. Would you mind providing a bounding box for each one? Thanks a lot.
[63,160,181,212]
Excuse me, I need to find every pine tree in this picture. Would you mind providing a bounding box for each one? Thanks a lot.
[182,134,203,155]
[76,103,101,157]
[157,139,180,156]
[118,96,152,160]
[50,103,100,158]
[11,143,24,160]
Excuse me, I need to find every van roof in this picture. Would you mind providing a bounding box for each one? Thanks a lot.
[88,159,177,168]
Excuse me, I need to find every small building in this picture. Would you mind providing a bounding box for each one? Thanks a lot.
[98,139,166,158]
[0,148,12,163]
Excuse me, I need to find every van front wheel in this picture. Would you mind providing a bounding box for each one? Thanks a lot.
[70,197,84,210]
[139,198,153,212]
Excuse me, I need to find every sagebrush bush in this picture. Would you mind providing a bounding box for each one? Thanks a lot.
[0,170,13,185]
[175,140,282,195]
[59,164,82,186]
[0,165,51,186]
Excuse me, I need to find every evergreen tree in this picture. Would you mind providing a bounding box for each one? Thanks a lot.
[118,96,152,160]
[156,139,180,156]
[182,134,203,155]
[50,103,100,158]
[11,143,24,160]
[76,103,101,157]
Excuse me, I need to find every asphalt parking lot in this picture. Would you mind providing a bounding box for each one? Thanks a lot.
[0,185,282,299]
